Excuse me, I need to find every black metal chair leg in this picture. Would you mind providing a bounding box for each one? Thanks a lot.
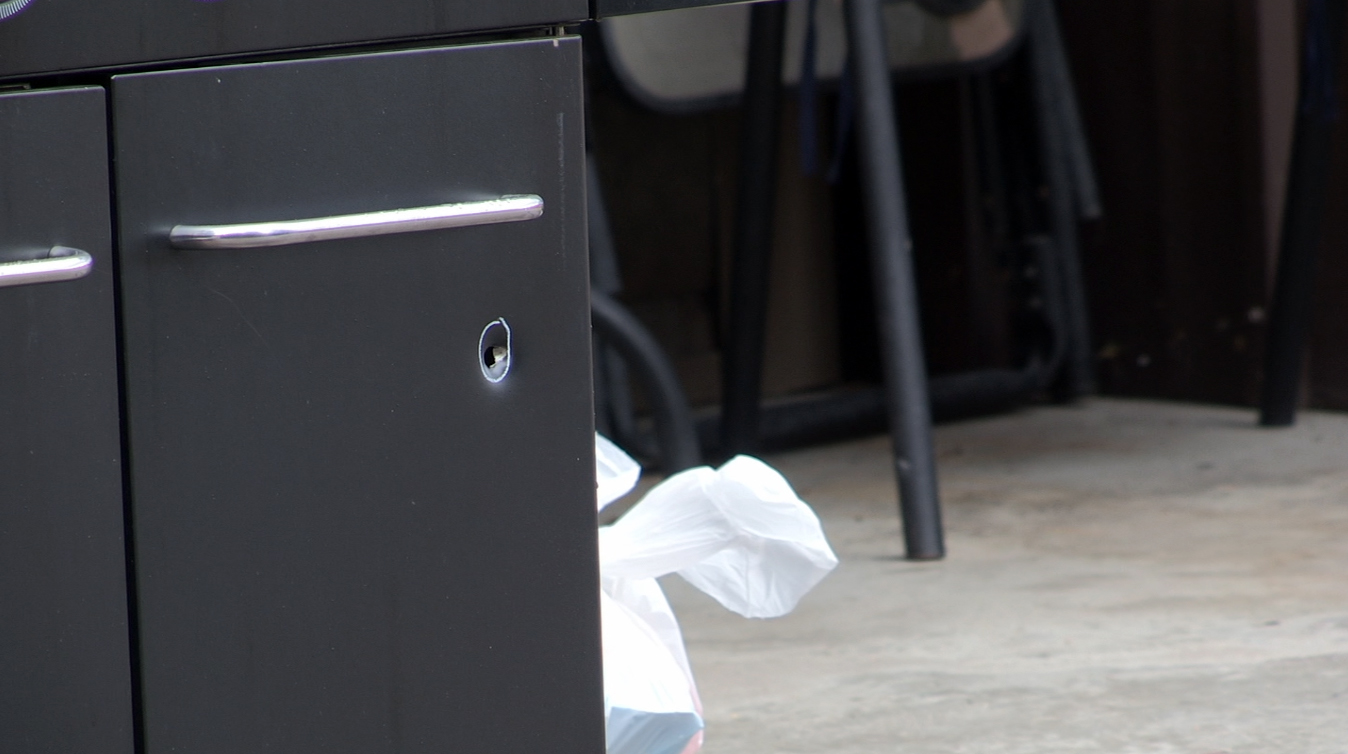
[720,0,789,457]
[844,0,945,560]
[1027,0,1094,400]
[1260,0,1348,427]
[592,290,702,473]
[602,343,657,458]
[1035,0,1102,222]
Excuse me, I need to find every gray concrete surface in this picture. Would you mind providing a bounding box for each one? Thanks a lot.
[663,398,1348,753]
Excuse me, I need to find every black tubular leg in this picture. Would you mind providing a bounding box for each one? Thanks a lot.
[602,341,654,457]
[720,0,788,457]
[591,290,702,472]
[1260,0,1348,427]
[1027,0,1094,399]
[1036,0,1102,221]
[843,0,945,560]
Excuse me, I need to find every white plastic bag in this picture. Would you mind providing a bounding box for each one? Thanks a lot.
[596,435,839,754]
[601,589,704,754]
[596,433,642,511]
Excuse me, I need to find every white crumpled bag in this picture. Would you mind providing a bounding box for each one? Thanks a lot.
[595,433,839,754]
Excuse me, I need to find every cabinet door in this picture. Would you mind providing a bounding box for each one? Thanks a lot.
[113,38,600,754]
[0,87,134,754]
[0,0,586,79]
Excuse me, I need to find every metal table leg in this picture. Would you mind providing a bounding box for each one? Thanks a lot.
[1260,0,1348,427]
[844,0,945,560]
[720,0,789,457]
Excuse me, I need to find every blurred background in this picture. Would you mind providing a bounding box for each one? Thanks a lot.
[587,1,1345,417]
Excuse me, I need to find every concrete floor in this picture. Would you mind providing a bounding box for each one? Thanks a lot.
[663,398,1348,753]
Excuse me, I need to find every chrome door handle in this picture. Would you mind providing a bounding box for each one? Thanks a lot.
[169,195,544,250]
[0,246,94,289]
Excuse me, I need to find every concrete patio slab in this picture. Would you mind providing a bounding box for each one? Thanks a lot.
[664,398,1348,753]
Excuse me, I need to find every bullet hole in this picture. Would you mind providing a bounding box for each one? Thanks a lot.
[479,318,511,383]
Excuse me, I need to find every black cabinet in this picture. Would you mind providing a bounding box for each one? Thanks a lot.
[0,87,135,754]
[0,0,587,79]
[111,39,602,754]
[1,34,602,754]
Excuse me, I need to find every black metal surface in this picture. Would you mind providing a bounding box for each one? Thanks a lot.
[1260,0,1348,427]
[0,0,586,80]
[112,40,603,754]
[844,0,945,560]
[721,0,787,457]
[0,87,135,754]
[592,291,702,471]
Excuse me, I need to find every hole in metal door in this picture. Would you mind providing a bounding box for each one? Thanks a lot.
[479,318,512,383]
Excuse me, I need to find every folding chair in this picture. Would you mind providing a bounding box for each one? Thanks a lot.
[591,0,1099,558]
